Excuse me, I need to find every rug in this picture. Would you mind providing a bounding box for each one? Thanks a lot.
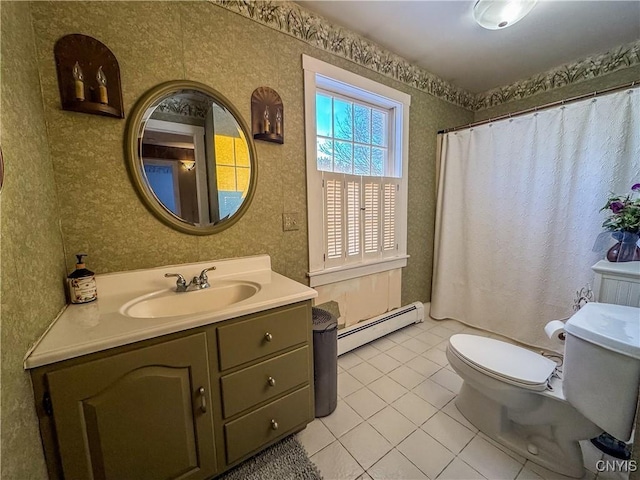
[219,435,322,480]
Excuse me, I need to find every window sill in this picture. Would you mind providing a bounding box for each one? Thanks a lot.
[307,255,409,287]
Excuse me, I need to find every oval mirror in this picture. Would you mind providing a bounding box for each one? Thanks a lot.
[126,81,257,235]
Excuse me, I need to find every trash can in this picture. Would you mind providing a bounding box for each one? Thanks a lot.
[312,307,338,417]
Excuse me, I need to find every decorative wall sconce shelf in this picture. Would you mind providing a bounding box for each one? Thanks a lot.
[54,34,124,119]
[251,87,283,144]
[253,132,284,144]
[64,100,121,118]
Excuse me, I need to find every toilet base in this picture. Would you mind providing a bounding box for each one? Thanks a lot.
[455,382,601,478]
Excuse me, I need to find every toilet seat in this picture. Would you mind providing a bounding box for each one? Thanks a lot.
[448,334,557,392]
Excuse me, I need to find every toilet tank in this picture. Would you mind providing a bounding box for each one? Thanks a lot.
[563,302,640,441]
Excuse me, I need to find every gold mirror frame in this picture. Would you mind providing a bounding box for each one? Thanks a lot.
[125,80,258,235]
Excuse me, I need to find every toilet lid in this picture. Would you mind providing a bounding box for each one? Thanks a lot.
[449,334,557,389]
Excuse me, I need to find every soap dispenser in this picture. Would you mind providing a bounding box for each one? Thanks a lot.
[67,254,97,304]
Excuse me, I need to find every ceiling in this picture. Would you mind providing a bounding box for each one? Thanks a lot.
[295,1,640,93]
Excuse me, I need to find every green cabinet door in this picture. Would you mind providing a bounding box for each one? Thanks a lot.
[46,333,217,480]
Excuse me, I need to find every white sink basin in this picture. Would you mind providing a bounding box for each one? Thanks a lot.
[121,281,260,319]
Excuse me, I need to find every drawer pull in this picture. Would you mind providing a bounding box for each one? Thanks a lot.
[264,332,273,342]
[199,387,207,413]
[267,376,276,387]
[271,419,279,430]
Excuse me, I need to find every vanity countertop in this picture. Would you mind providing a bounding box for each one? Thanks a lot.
[24,255,317,369]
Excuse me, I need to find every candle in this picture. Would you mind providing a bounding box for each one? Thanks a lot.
[96,66,108,104]
[275,108,282,136]
[263,106,271,134]
[72,61,85,101]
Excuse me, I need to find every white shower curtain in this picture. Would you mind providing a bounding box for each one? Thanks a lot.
[431,88,640,349]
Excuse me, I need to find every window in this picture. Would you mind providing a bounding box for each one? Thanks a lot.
[214,132,251,218]
[303,55,410,287]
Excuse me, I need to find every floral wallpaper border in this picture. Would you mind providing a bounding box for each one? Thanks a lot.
[155,98,209,118]
[477,40,640,110]
[212,0,640,112]
[210,0,476,109]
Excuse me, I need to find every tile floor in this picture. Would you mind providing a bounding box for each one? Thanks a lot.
[296,318,631,480]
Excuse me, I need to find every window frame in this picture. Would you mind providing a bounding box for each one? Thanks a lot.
[303,55,411,287]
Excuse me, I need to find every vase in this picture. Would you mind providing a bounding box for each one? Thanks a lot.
[606,232,640,262]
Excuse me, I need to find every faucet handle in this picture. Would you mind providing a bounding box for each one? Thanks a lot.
[199,266,216,284]
[165,273,187,291]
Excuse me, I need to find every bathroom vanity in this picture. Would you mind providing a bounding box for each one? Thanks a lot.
[25,255,317,480]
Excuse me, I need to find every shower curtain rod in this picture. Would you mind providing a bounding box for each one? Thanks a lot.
[438,80,639,134]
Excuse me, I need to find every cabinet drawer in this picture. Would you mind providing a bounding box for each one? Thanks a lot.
[217,303,309,370]
[221,346,309,418]
[224,386,311,464]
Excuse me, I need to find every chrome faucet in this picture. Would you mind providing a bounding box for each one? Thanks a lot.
[165,266,216,293]
[191,266,216,290]
[164,273,188,292]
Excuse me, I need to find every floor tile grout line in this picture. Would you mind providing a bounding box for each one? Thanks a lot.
[439,400,479,433]
[422,426,478,459]
[384,444,441,480]
[476,432,528,465]
[441,451,490,480]
[433,454,458,480]
[389,427,482,480]
[365,403,422,445]
[336,429,395,474]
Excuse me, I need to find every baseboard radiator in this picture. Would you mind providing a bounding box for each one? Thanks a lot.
[337,302,425,356]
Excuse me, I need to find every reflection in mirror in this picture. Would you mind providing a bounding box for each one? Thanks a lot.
[127,81,257,235]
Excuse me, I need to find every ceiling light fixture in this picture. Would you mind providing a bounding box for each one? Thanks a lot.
[180,160,196,171]
[473,0,538,30]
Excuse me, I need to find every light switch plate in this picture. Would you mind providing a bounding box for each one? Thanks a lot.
[282,213,299,231]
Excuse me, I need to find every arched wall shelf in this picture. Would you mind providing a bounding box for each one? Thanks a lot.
[54,34,124,119]
[251,87,284,144]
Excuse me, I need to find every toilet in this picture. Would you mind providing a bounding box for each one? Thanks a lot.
[446,302,640,478]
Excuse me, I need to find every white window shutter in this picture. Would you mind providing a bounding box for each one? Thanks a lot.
[382,179,398,256]
[362,177,381,259]
[323,173,346,268]
[345,178,361,259]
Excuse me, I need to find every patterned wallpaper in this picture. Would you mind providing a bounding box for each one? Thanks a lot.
[213,0,640,112]
[1,2,67,478]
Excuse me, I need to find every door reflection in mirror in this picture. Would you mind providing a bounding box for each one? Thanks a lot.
[143,162,181,217]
